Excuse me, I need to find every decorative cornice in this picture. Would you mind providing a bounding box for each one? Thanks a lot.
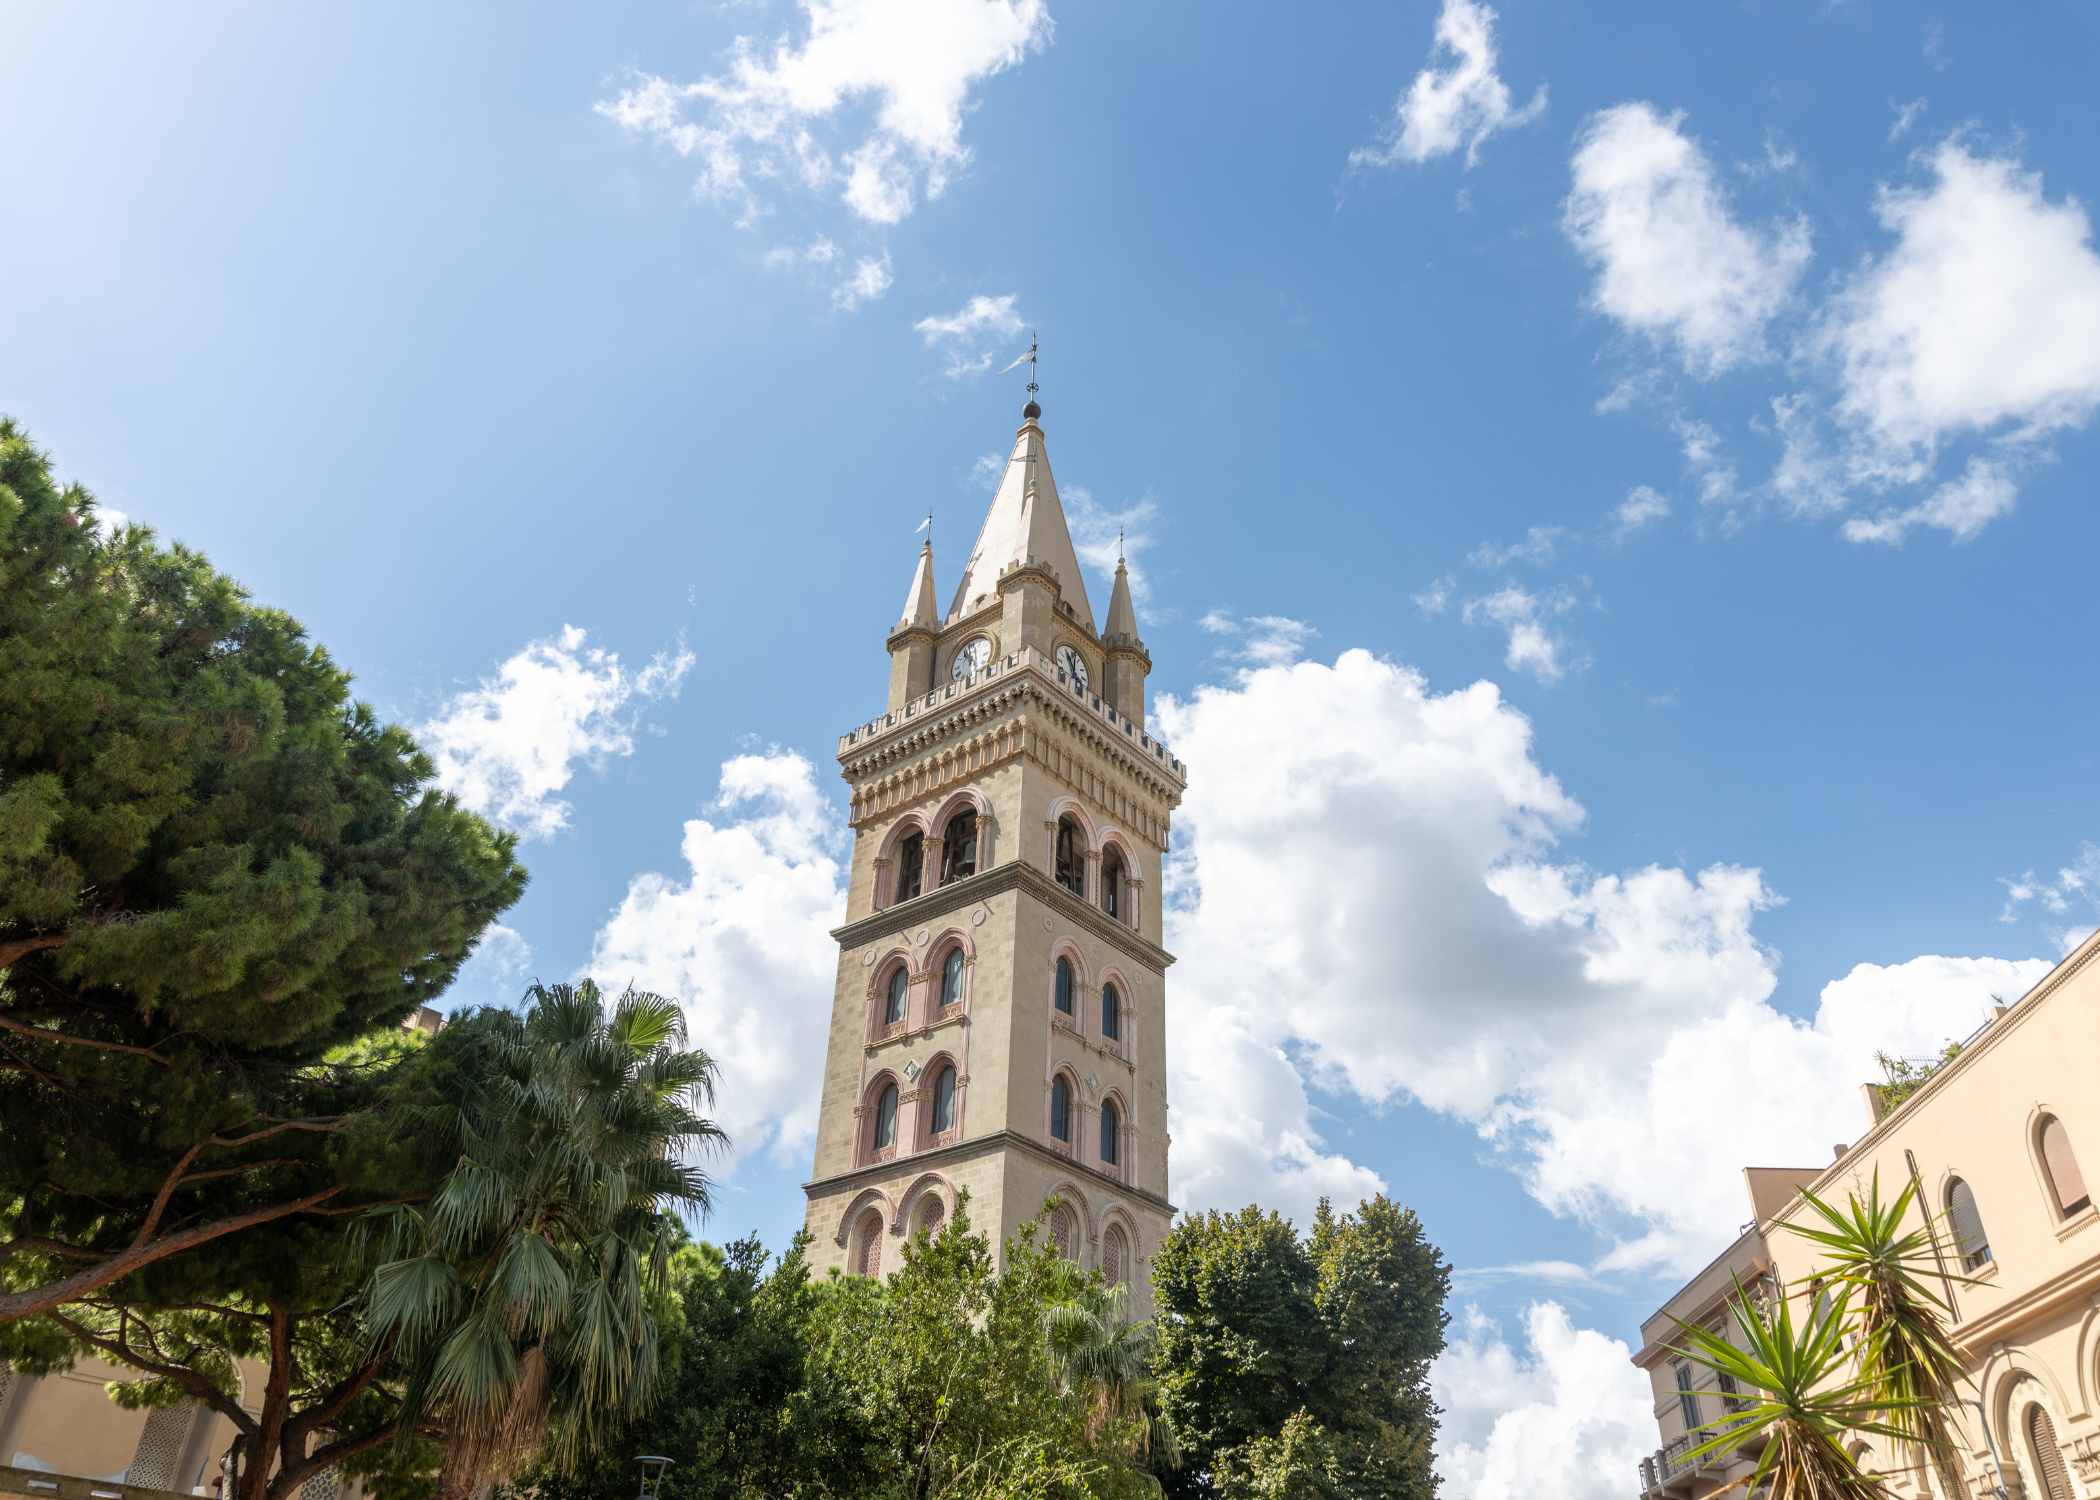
[885,622,937,651]
[832,859,1175,973]
[804,1127,1176,1217]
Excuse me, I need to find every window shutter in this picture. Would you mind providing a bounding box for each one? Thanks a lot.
[2039,1117,2090,1216]
[2026,1403,2074,1500]
[1947,1179,1990,1267]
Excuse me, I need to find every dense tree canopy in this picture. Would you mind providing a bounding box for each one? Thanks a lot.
[0,416,526,1318]
[1150,1197,1450,1500]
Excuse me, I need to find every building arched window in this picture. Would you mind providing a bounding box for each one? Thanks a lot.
[939,946,966,1010]
[2024,1401,2075,1500]
[940,809,979,884]
[1101,982,1121,1042]
[1054,956,1075,1016]
[882,964,909,1029]
[1047,1202,1076,1259]
[916,1195,945,1239]
[1100,1098,1120,1167]
[930,1064,957,1136]
[2036,1115,2090,1219]
[1947,1177,1991,1269]
[1101,1223,1129,1285]
[894,831,924,904]
[1101,844,1126,921]
[853,1208,884,1276]
[872,1082,899,1155]
[1055,816,1085,896]
[1050,1074,1073,1143]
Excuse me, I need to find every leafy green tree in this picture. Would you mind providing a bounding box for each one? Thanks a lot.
[0,418,526,1321]
[1151,1197,1449,1500]
[1044,1281,1172,1464]
[1206,1413,1347,1500]
[364,982,721,1500]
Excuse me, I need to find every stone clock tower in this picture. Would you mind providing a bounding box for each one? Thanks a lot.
[802,396,1184,1304]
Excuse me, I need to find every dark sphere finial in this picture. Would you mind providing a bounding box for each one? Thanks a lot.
[1022,398,1041,421]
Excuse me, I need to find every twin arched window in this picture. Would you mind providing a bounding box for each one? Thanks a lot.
[1100,1098,1121,1167]
[1055,956,1075,1016]
[1050,1074,1073,1143]
[2037,1114,2090,1219]
[940,946,965,1009]
[930,1063,957,1136]
[1101,1223,1129,1285]
[872,1082,899,1153]
[853,1208,883,1276]
[1055,816,1085,896]
[941,809,979,884]
[1047,1202,1077,1259]
[1101,982,1121,1041]
[882,965,909,1028]
[894,831,924,904]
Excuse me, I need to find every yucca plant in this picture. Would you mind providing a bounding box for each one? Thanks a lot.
[362,981,723,1500]
[1783,1171,1974,1490]
[1671,1277,1913,1499]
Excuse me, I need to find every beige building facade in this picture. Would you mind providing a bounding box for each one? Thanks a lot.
[1633,927,2100,1499]
[800,396,1184,1303]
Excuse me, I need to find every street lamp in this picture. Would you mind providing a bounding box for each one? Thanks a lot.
[634,1455,673,1500]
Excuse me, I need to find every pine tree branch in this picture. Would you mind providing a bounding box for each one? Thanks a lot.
[44,1309,255,1436]
[0,1009,171,1065]
[0,934,67,971]
[0,1185,345,1323]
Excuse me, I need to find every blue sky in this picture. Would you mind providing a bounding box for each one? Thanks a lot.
[7,2,2100,1492]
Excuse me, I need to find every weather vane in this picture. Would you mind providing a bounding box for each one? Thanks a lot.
[1002,332,1040,402]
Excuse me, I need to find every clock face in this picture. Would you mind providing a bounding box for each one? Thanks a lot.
[951,637,991,681]
[1056,645,1089,692]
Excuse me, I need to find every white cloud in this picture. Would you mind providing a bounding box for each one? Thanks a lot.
[1470,524,1566,568]
[1462,587,1578,683]
[830,252,893,310]
[2000,842,2100,925]
[1434,1303,1655,1500]
[587,752,847,1171]
[1350,0,1545,170]
[1889,98,1928,143]
[1413,574,1456,616]
[1064,485,1160,610]
[914,293,1027,377]
[1563,103,1812,376]
[1611,485,1670,537]
[1155,649,2053,1270]
[1839,454,2018,544]
[1197,611,1319,668]
[1816,141,2100,479]
[763,236,839,269]
[420,626,695,840]
[595,0,1052,229]
[450,923,534,1008]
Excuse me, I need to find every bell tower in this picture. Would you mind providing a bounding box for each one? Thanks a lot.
[803,397,1185,1303]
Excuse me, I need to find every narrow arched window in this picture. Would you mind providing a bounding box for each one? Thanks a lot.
[883,965,908,1028]
[1102,845,1126,920]
[853,1208,883,1276]
[873,1082,898,1152]
[940,947,965,1010]
[1947,1177,1991,1269]
[1101,982,1121,1041]
[1055,956,1075,1015]
[1102,1224,1129,1285]
[894,831,924,904]
[916,1196,945,1239]
[1055,816,1085,896]
[931,1064,957,1135]
[2037,1115,2090,1218]
[2025,1402,2074,1500]
[940,809,978,884]
[1047,1202,1076,1259]
[1100,1099,1120,1166]
[1050,1075,1072,1142]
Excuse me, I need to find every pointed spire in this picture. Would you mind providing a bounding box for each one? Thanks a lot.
[900,539,938,631]
[1104,553,1139,640]
[946,402,1094,626]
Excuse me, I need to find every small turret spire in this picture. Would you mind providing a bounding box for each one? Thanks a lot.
[1105,551,1139,641]
[900,537,938,631]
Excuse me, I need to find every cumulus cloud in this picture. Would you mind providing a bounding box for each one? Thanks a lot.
[1462,586,1579,683]
[1471,524,1566,569]
[1563,103,1812,376]
[595,0,1052,230]
[1197,610,1319,668]
[2000,842,2100,950]
[1413,574,1456,616]
[587,752,847,1171]
[1839,454,2018,544]
[1815,141,2100,481]
[1065,485,1160,610]
[830,252,894,310]
[420,626,695,840]
[1155,649,2053,1268]
[914,293,1027,377]
[1351,0,1545,170]
[1434,1303,1655,1500]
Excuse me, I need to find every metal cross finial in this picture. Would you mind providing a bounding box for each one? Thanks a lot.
[1025,331,1039,398]
[1118,526,1125,563]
